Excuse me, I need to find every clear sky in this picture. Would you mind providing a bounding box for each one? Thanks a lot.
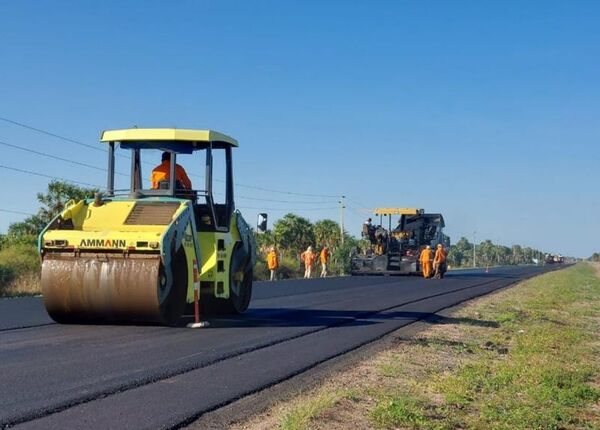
[1,1,598,257]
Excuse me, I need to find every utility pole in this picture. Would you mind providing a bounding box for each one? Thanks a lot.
[339,195,345,245]
[473,231,477,268]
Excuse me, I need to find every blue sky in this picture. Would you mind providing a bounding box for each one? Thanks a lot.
[1,1,598,257]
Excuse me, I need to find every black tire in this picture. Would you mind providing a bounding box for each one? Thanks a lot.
[159,246,188,326]
[225,267,253,314]
[221,242,253,314]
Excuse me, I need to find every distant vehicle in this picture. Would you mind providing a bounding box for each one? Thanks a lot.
[544,253,564,264]
[351,208,448,275]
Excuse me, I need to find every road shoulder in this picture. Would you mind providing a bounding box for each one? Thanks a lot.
[188,265,592,429]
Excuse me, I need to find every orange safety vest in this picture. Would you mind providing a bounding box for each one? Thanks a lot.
[434,248,447,264]
[150,161,192,190]
[419,248,433,263]
[267,251,279,270]
[320,248,330,264]
[301,250,317,267]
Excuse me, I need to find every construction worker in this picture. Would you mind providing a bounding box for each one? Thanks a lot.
[266,246,279,281]
[300,246,317,279]
[419,245,433,279]
[320,245,330,277]
[362,218,375,242]
[433,244,447,279]
[151,152,192,190]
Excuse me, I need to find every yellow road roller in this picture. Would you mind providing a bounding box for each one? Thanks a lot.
[38,128,256,325]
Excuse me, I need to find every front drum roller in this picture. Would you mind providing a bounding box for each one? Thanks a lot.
[41,250,188,325]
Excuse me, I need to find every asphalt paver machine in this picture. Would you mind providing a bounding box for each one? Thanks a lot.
[39,128,256,325]
[351,208,447,275]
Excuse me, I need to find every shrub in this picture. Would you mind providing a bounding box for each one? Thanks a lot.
[0,243,41,296]
[254,253,304,281]
[278,255,304,279]
[254,259,270,281]
[0,243,40,278]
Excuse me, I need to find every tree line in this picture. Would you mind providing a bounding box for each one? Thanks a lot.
[448,237,548,268]
[253,213,362,279]
[1,180,561,294]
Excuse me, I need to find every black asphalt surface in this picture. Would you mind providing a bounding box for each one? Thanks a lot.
[0,265,558,429]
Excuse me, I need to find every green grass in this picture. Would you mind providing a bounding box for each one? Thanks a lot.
[370,395,427,428]
[278,391,343,430]
[364,264,600,430]
[430,264,600,429]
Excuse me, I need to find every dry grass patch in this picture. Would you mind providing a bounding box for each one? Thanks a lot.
[0,272,41,297]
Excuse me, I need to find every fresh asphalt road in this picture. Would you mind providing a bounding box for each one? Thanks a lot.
[0,265,559,429]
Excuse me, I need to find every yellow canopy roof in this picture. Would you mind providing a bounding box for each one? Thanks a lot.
[100,128,238,147]
[374,208,424,216]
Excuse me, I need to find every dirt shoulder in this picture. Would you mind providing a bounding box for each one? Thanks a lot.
[216,263,600,430]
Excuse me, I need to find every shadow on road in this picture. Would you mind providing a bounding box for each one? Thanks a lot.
[444,272,520,279]
[182,308,498,330]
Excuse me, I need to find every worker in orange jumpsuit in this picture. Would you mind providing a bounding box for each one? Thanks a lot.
[433,244,447,279]
[150,152,192,190]
[266,246,279,281]
[300,246,317,279]
[419,245,433,279]
[320,245,330,278]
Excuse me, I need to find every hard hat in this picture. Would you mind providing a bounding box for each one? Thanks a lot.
[437,244,443,248]
[426,245,431,249]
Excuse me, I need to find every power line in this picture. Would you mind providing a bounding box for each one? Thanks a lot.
[0,116,105,153]
[0,139,128,176]
[0,208,35,216]
[0,116,341,199]
[236,195,337,204]
[346,197,371,211]
[0,164,102,188]
[237,206,339,211]
[0,158,337,207]
[234,182,339,198]
[213,190,336,205]
[0,117,365,212]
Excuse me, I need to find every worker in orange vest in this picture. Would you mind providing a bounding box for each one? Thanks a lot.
[433,244,447,279]
[300,246,317,279]
[266,246,279,281]
[419,245,433,279]
[320,245,330,277]
[150,152,192,190]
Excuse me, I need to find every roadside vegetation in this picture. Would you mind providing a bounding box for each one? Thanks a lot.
[230,263,600,430]
[0,181,97,297]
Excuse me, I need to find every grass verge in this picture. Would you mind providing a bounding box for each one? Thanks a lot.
[228,263,600,430]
